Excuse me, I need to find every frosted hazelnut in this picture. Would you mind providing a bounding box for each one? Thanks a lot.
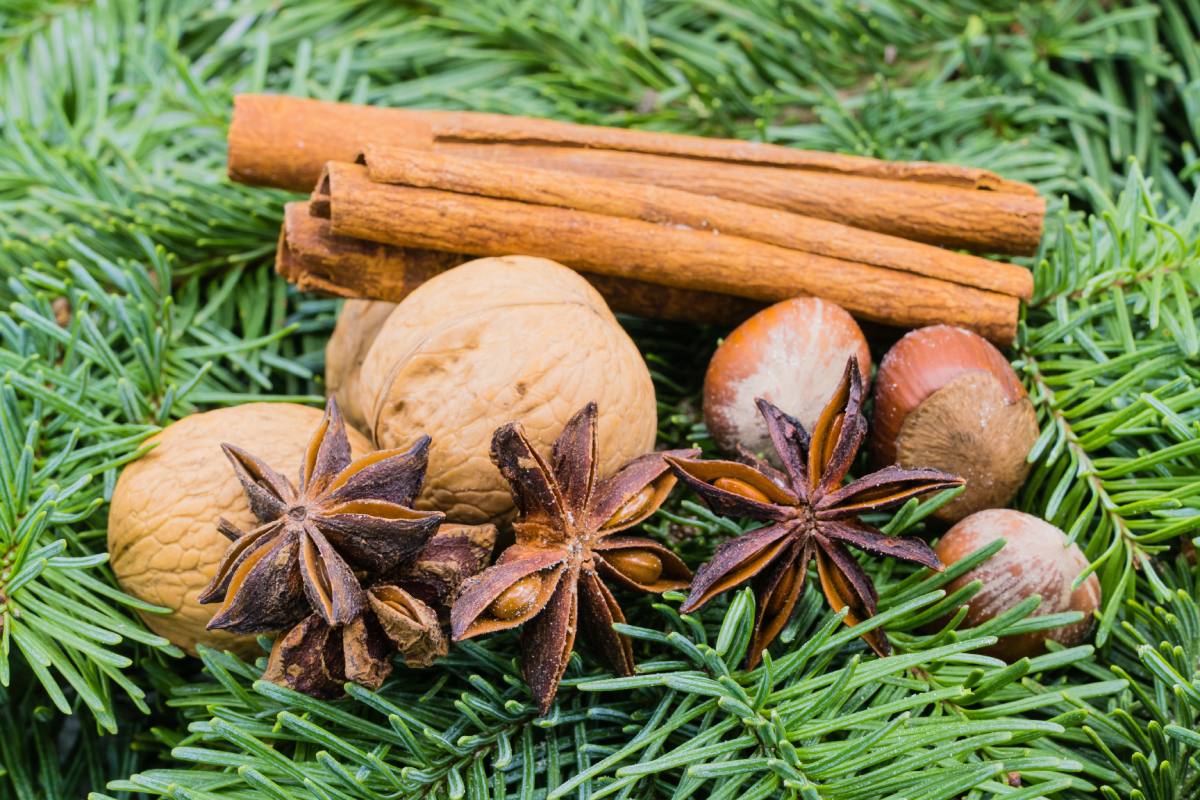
[704,297,870,459]
[349,256,657,524]
[935,509,1101,661]
[871,325,1038,523]
[107,403,371,656]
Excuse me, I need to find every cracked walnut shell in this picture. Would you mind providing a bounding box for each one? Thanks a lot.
[334,256,658,524]
[107,403,371,656]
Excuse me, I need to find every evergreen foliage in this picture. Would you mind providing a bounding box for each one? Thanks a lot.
[0,1,1197,797]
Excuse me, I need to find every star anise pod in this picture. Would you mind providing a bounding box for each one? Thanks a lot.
[265,522,497,698]
[200,399,444,634]
[666,358,962,665]
[451,403,696,714]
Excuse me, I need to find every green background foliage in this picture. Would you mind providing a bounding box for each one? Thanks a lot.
[0,1,1198,797]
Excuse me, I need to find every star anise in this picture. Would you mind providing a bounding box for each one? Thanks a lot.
[265,522,497,698]
[666,358,962,665]
[200,399,444,634]
[451,403,696,714]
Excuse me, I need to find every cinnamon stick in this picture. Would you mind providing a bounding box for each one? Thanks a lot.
[432,120,1039,196]
[277,202,463,297]
[228,94,1043,254]
[230,94,1032,194]
[315,162,1020,344]
[431,142,1043,255]
[360,145,1032,299]
[279,202,761,327]
[229,95,456,192]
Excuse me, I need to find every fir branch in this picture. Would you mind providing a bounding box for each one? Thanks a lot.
[1020,168,1200,645]
[0,1,1196,797]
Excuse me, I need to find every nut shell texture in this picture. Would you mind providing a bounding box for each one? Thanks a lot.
[326,298,397,435]
[872,325,1037,522]
[107,403,371,656]
[704,297,870,457]
[935,509,1101,661]
[357,256,657,523]
[872,324,1026,465]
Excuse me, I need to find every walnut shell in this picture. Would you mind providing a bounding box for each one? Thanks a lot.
[352,256,657,524]
[703,297,870,458]
[107,403,371,656]
[326,298,396,435]
[935,509,1101,661]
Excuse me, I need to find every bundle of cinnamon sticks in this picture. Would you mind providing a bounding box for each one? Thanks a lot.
[232,94,1043,343]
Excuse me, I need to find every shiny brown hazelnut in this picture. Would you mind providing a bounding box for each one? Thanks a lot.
[871,325,1039,523]
[704,297,870,458]
[935,509,1101,661]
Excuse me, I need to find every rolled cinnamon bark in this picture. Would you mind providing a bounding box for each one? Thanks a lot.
[360,145,1032,299]
[277,202,463,297]
[229,95,456,192]
[431,142,1043,255]
[315,162,1020,344]
[278,202,761,326]
[432,120,1039,195]
[229,94,1043,254]
[230,94,1032,193]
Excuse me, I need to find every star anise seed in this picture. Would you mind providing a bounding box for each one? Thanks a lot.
[200,399,444,634]
[451,402,697,715]
[666,358,962,666]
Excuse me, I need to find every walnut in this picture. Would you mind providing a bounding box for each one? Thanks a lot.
[330,256,657,523]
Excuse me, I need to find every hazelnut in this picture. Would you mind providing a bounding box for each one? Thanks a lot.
[935,509,1101,661]
[107,403,371,656]
[703,297,870,459]
[871,325,1038,523]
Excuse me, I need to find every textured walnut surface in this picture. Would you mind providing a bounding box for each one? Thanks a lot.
[107,403,371,656]
[354,256,657,523]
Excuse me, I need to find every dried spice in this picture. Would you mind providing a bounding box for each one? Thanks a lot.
[667,359,962,664]
[348,256,659,525]
[200,399,443,634]
[107,402,372,657]
[265,523,496,698]
[451,402,696,714]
